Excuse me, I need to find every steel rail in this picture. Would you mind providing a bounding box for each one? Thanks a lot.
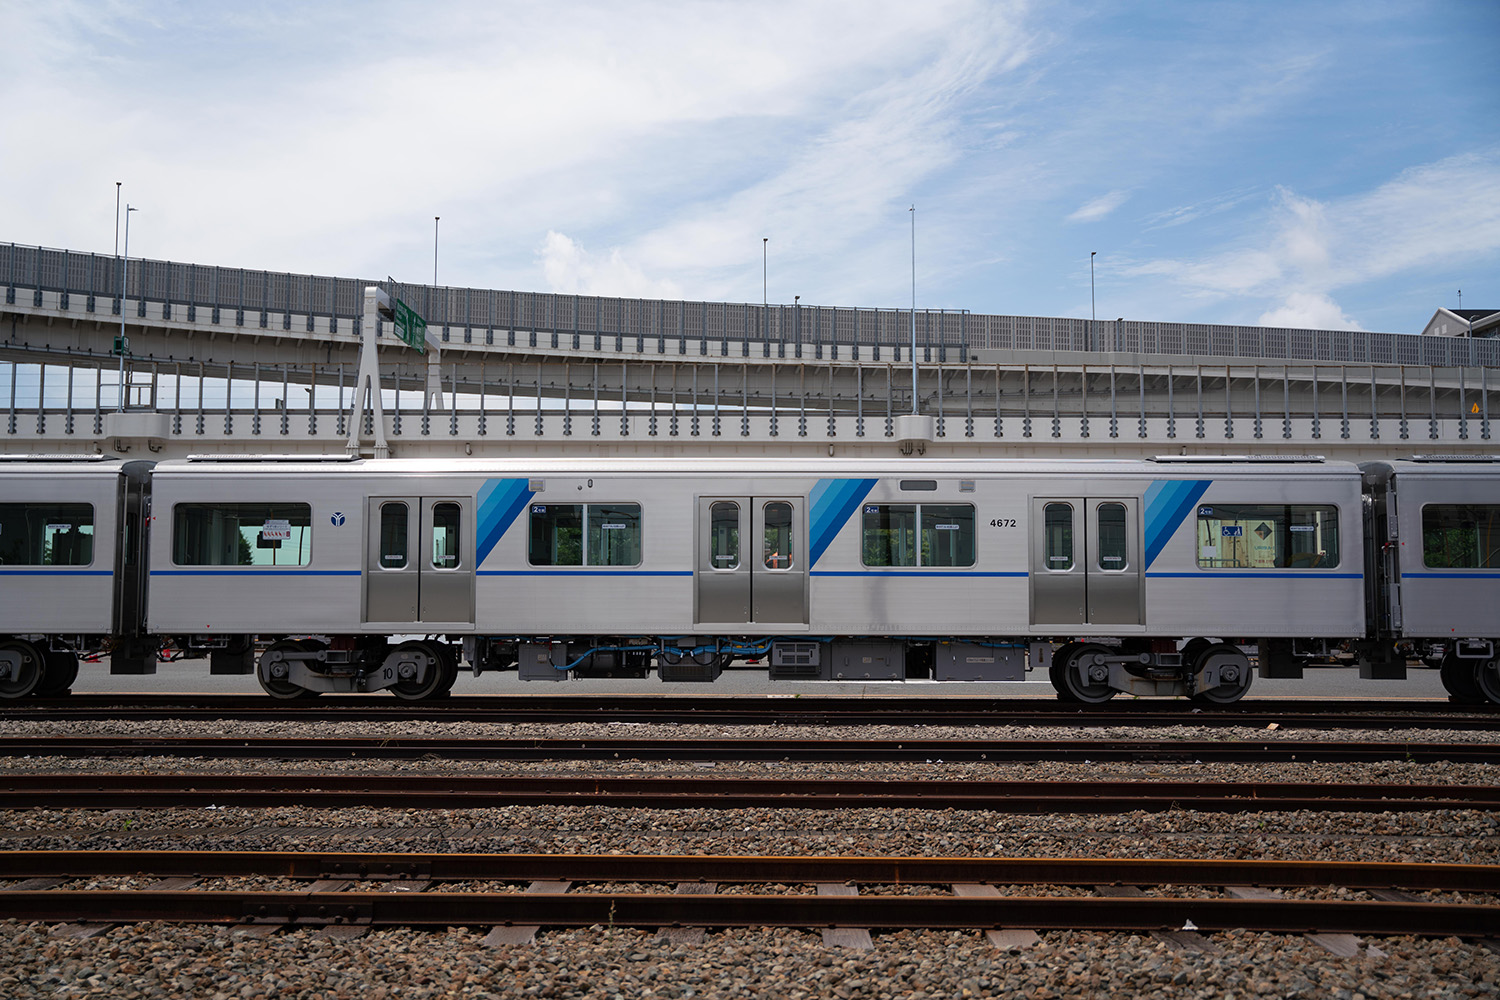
[0,735,1496,763]
[9,854,1499,936]
[4,889,1495,937]
[4,774,1498,813]
[8,694,1494,730]
[8,851,1500,891]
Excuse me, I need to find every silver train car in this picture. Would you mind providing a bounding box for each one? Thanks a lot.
[1,453,1496,703]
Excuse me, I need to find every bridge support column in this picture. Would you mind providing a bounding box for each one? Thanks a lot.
[346,286,392,457]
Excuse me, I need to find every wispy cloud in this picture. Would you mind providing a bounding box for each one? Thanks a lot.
[1065,190,1129,224]
[1115,151,1500,329]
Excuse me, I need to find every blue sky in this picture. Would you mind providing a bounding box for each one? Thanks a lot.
[2,0,1496,335]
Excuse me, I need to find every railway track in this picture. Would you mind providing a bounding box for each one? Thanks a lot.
[2,734,1496,763]
[4,773,1498,813]
[4,694,1495,729]
[5,852,1498,939]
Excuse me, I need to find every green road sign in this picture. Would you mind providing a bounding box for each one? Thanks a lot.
[392,297,427,354]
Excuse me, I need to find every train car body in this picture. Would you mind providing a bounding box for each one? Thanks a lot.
[1363,458,1500,702]
[5,451,1495,703]
[0,456,153,697]
[139,454,1366,702]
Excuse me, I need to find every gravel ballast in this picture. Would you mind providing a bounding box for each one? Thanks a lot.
[2,716,1498,998]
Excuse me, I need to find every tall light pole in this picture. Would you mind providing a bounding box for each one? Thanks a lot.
[1090,251,1097,352]
[117,204,137,412]
[910,204,917,415]
[762,237,769,344]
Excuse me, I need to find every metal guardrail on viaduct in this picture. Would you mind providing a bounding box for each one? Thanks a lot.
[1,241,1495,459]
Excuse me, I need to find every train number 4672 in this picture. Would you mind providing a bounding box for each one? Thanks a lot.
[989,518,1017,528]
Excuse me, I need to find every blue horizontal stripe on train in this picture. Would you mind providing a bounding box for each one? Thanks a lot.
[1402,572,1500,579]
[1145,572,1362,579]
[811,571,1028,578]
[478,570,694,577]
[0,569,114,576]
[151,569,363,576]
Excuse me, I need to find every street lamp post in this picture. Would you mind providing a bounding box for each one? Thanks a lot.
[910,205,917,415]
[763,237,768,344]
[117,204,137,412]
[1090,251,1097,352]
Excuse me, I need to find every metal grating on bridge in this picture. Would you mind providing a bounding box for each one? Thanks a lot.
[5,241,1499,368]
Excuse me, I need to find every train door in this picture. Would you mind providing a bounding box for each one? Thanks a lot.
[363,497,474,627]
[694,497,807,626]
[1029,497,1142,628]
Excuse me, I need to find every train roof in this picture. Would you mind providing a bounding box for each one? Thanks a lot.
[0,455,134,477]
[143,454,1370,478]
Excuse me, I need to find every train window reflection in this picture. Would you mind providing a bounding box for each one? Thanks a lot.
[1195,504,1339,568]
[1422,504,1500,569]
[861,504,975,567]
[710,502,739,570]
[173,502,311,566]
[763,502,793,570]
[1043,503,1073,571]
[431,502,460,569]
[379,502,408,569]
[1097,503,1127,570]
[529,503,641,566]
[587,503,641,566]
[0,503,94,566]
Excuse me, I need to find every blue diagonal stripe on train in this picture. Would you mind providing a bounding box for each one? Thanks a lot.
[476,478,536,566]
[809,477,878,567]
[1142,479,1212,570]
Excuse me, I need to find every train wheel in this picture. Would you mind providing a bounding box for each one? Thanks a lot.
[1474,658,1500,706]
[431,642,459,698]
[1047,642,1082,702]
[35,648,80,697]
[0,639,44,699]
[390,641,449,701]
[257,640,319,700]
[1058,643,1115,704]
[1189,643,1254,704]
[1440,651,1485,704]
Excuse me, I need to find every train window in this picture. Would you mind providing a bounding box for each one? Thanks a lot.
[709,502,740,570]
[1097,503,1127,570]
[529,503,642,566]
[1195,504,1339,569]
[1043,503,1073,571]
[379,503,408,569]
[862,503,975,567]
[529,504,583,565]
[431,502,461,569]
[172,503,312,566]
[763,502,794,570]
[0,503,94,566]
[587,503,641,566]
[862,504,917,566]
[1422,504,1500,569]
[920,505,976,567]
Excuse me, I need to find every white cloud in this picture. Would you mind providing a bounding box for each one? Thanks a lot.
[538,232,682,300]
[1065,190,1129,224]
[1257,292,1360,331]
